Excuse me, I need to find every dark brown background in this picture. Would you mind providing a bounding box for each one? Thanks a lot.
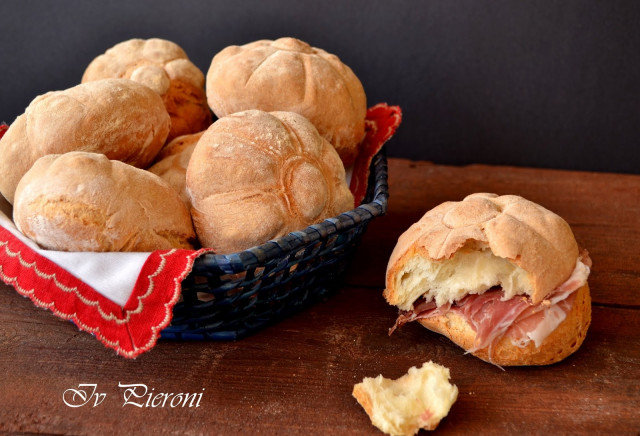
[1,0,639,172]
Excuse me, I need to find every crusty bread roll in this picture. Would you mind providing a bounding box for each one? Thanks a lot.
[82,38,211,141]
[386,193,579,310]
[14,152,195,252]
[206,37,367,166]
[385,193,591,366]
[0,78,170,204]
[186,109,355,253]
[353,361,458,435]
[148,131,203,208]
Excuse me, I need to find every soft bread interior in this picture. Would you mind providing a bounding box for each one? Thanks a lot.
[393,249,534,310]
[353,361,458,435]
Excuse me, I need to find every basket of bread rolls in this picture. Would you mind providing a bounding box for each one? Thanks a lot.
[0,37,400,341]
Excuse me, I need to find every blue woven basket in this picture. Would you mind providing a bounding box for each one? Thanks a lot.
[161,148,388,340]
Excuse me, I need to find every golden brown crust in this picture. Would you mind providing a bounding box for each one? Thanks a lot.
[385,193,579,305]
[13,152,195,252]
[418,283,591,366]
[161,78,211,141]
[82,38,211,140]
[186,110,354,253]
[148,132,203,208]
[155,131,204,161]
[352,384,375,423]
[0,79,170,204]
[206,37,366,166]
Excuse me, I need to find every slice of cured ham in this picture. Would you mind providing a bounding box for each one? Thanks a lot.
[390,253,591,358]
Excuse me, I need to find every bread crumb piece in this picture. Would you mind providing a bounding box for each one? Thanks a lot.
[352,361,458,435]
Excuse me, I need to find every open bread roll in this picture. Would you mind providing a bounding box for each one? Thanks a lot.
[83,38,211,141]
[186,110,354,253]
[148,131,204,208]
[0,78,170,204]
[14,152,195,252]
[385,193,592,366]
[206,37,366,166]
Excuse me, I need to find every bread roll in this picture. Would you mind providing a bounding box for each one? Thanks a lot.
[186,110,354,253]
[385,193,579,310]
[148,132,203,208]
[0,78,170,204]
[385,193,591,366]
[353,361,458,435]
[155,131,204,162]
[14,152,195,252]
[206,37,366,166]
[83,38,211,140]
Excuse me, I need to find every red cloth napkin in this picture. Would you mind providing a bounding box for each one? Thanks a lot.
[350,104,402,204]
[0,221,204,357]
[0,103,401,357]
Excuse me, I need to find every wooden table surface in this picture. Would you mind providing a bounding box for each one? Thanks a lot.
[1,158,638,435]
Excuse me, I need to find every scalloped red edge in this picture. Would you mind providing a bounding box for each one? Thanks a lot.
[350,103,402,205]
[0,224,208,358]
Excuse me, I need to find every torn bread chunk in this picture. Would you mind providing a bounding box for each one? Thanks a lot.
[353,362,458,435]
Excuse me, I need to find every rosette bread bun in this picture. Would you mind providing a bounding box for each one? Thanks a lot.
[14,152,196,252]
[186,110,355,253]
[206,37,367,166]
[83,38,211,140]
[385,193,592,366]
[0,78,170,204]
[149,131,204,208]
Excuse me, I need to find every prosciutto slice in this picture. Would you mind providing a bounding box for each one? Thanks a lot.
[390,252,591,360]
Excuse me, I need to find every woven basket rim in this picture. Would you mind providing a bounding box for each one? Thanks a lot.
[194,148,388,271]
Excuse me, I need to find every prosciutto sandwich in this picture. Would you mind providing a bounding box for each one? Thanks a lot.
[385,193,591,366]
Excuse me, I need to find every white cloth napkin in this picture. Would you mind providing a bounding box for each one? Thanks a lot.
[0,197,150,307]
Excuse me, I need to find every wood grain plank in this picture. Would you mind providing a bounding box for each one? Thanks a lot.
[0,281,638,435]
[346,159,640,307]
